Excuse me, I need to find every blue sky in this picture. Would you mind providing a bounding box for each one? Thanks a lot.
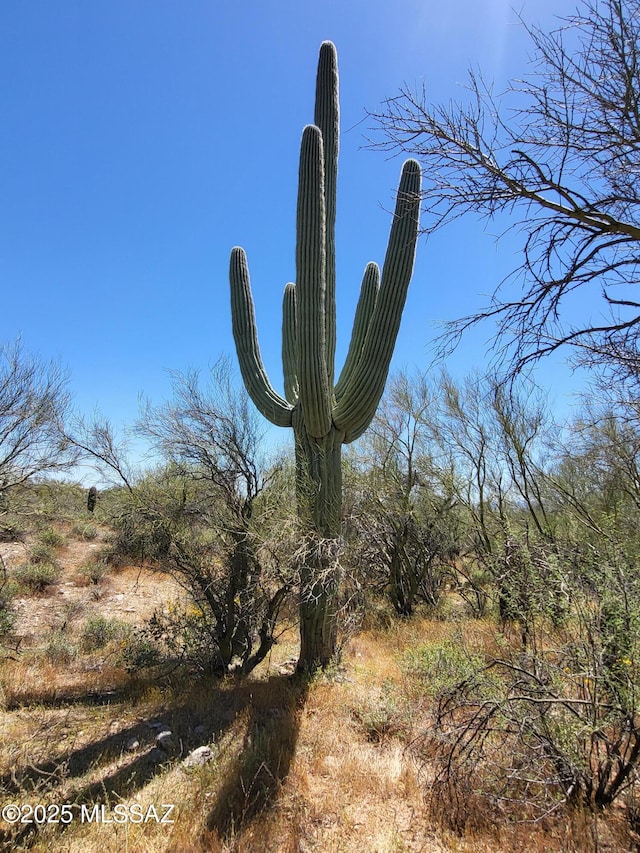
[1,0,587,457]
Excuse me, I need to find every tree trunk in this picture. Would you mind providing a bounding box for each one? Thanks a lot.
[294,409,345,671]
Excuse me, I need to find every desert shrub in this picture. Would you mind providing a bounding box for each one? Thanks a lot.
[81,616,127,651]
[101,463,293,675]
[16,559,61,592]
[36,526,65,548]
[0,519,25,543]
[60,598,85,624]
[70,522,98,541]
[45,631,77,664]
[77,361,295,677]
[77,558,110,585]
[404,635,487,698]
[451,561,492,618]
[139,602,234,677]
[43,481,87,521]
[118,628,163,672]
[102,513,172,567]
[100,481,175,566]
[357,594,396,632]
[349,467,460,618]
[424,560,640,830]
[0,586,16,637]
[350,683,409,743]
[27,542,56,565]
[102,504,260,670]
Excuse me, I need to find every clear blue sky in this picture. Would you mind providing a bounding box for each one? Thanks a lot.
[1,0,586,451]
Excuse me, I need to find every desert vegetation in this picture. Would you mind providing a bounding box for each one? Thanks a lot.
[1,353,640,851]
[2,0,640,849]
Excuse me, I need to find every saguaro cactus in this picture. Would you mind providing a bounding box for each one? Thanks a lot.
[229,41,420,670]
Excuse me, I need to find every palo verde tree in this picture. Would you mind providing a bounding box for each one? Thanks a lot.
[371,0,640,375]
[229,42,421,670]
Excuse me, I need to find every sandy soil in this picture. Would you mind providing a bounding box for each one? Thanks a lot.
[1,534,185,648]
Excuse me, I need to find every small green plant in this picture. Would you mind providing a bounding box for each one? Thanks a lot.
[81,616,127,651]
[351,685,408,743]
[71,522,98,541]
[404,636,486,698]
[118,629,163,672]
[16,559,61,593]
[36,526,65,548]
[0,586,16,637]
[0,520,25,542]
[45,631,77,664]
[141,604,226,676]
[60,598,85,624]
[102,507,172,567]
[27,542,56,564]
[78,558,110,585]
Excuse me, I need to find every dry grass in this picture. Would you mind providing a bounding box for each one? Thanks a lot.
[1,528,637,851]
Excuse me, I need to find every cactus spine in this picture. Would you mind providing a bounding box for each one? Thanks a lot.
[229,41,420,670]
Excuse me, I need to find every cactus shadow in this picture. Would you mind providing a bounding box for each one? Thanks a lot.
[204,673,309,844]
[0,673,308,851]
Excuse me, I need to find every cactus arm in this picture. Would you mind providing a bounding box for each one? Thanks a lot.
[296,125,332,438]
[282,282,299,404]
[314,41,339,387]
[333,159,421,442]
[334,261,379,402]
[229,246,294,427]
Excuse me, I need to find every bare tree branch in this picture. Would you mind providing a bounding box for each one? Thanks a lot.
[369,0,640,374]
[0,339,75,495]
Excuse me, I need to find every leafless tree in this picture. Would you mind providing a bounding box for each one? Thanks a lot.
[68,411,136,493]
[352,371,458,615]
[136,359,294,674]
[138,358,266,522]
[370,0,640,375]
[70,358,294,676]
[0,338,74,498]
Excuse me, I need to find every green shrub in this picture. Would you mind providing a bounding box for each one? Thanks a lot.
[70,523,98,541]
[351,683,409,742]
[103,513,171,567]
[81,616,127,651]
[0,520,25,543]
[0,587,16,637]
[27,542,56,565]
[118,629,163,672]
[359,595,396,631]
[117,602,226,675]
[78,558,110,585]
[45,631,77,664]
[16,560,61,593]
[141,603,233,676]
[60,598,85,623]
[403,636,487,698]
[425,567,640,823]
[36,527,65,548]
